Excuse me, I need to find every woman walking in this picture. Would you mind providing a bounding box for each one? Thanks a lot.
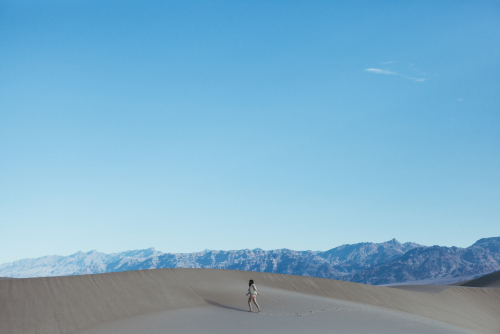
[246,279,261,313]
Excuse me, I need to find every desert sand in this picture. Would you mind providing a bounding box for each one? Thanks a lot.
[459,270,500,288]
[1,268,499,334]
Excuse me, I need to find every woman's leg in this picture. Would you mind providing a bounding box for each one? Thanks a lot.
[252,297,261,313]
[248,295,253,312]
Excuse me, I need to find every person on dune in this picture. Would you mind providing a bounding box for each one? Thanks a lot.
[246,279,261,313]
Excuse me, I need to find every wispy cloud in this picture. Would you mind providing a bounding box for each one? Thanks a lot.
[365,68,397,75]
[365,64,428,83]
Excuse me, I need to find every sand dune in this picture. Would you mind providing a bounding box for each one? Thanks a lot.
[1,268,498,334]
[387,284,454,294]
[383,274,484,286]
[459,270,500,288]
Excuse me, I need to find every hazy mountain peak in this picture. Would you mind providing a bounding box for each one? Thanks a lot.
[472,237,500,246]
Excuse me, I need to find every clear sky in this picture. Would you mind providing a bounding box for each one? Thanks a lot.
[1,0,499,264]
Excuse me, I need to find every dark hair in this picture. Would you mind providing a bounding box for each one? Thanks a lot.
[249,279,254,286]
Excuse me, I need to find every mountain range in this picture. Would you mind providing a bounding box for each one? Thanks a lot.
[1,237,499,285]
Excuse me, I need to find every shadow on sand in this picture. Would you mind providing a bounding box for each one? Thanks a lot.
[204,299,247,312]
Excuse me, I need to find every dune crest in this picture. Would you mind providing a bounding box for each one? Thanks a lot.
[460,270,500,288]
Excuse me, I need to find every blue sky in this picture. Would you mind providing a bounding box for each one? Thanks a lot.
[1,0,499,264]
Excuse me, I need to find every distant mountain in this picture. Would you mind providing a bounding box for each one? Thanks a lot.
[0,248,164,278]
[317,238,421,274]
[1,237,499,285]
[340,237,500,285]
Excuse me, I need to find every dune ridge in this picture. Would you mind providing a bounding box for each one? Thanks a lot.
[1,268,498,334]
[460,270,500,288]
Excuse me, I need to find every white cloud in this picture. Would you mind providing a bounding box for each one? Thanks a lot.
[365,68,397,75]
[365,66,427,83]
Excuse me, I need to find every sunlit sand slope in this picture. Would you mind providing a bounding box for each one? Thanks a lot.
[0,268,498,334]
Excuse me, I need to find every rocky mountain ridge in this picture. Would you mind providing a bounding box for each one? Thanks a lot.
[1,237,499,285]
[341,237,500,284]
